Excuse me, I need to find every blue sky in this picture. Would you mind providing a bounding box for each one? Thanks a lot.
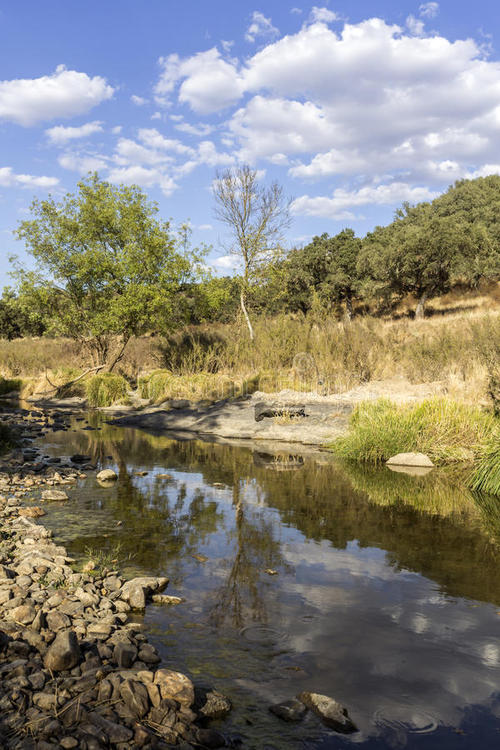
[1,0,500,286]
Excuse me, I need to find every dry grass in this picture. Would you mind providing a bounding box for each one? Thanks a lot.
[0,301,498,408]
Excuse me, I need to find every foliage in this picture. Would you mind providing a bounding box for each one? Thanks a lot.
[286,229,362,316]
[0,377,22,395]
[85,373,129,407]
[330,398,497,464]
[14,173,202,367]
[470,440,500,496]
[0,423,13,455]
[138,369,260,403]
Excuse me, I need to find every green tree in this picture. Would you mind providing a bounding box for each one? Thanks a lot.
[14,173,201,369]
[286,229,362,318]
[213,165,291,340]
[360,203,499,318]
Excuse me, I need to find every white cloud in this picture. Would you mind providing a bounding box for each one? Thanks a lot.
[212,254,239,270]
[137,128,194,155]
[419,2,439,19]
[198,223,213,231]
[291,7,302,14]
[45,120,103,144]
[291,183,439,218]
[151,112,162,120]
[106,165,177,196]
[0,65,113,126]
[174,121,214,136]
[245,11,279,43]
[111,125,122,134]
[58,152,108,173]
[406,15,425,37]
[309,7,338,24]
[131,95,148,106]
[0,166,59,189]
[155,49,244,113]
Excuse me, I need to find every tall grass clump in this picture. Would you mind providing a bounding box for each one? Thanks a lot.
[138,370,260,403]
[85,373,129,407]
[0,377,22,395]
[331,398,497,465]
[470,440,500,495]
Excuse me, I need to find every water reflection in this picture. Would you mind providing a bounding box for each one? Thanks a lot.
[37,416,500,749]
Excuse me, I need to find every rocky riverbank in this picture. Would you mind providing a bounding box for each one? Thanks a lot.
[0,407,233,749]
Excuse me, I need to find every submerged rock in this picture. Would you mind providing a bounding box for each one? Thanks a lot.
[41,489,69,501]
[269,698,308,722]
[386,452,434,468]
[297,692,357,733]
[96,468,118,482]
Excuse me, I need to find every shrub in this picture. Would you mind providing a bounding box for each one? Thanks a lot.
[85,373,129,407]
[470,440,500,496]
[330,398,497,465]
[138,370,260,403]
[0,377,22,395]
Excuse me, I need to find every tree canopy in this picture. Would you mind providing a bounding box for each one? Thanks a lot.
[14,173,202,367]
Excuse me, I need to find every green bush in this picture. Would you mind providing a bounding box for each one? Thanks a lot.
[0,377,22,395]
[85,373,129,407]
[330,398,497,465]
[471,440,500,496]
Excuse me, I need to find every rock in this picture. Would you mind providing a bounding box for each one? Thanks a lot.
[170,399,191,409]
[18,506,46,518]
[46,611,71,631]
[254,401,306,422]
[154,669,195,707]
[297,692,357,733]
[152,594,183,605]
[60,739,79,749]
[33,691,57,711]
[44,629,81,672]
[386,452,434,467]
[88,712,134,743]
[96,468,117,482]
[195,687,232,719]
[10,603,36,624]
[70,454,91,464]
[113,641,137,668]
[127,583,146,609]
[269,698,307,722]
[120,576,169,602]
[195,728,226,748]
[0,565,15,580]
[119,678,150,717]
[41,489,69,502]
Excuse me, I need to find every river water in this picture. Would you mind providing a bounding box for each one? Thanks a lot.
[32,412,500,749]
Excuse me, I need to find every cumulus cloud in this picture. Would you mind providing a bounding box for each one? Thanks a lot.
[245,11,279,43]
[419,2,439,18]
[131,95,148,106]
[45,120,103,144]
[0,166,59,189]
[106,165,177,195]
[155,50,243,113]
[291,183,439,218]
[0,65,113,126]
[309,7,338,24]
[58,152,108,173]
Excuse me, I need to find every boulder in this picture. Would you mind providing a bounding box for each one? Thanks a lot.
[44,630,81,672]
[114,641,138,668]
[386,452,434,468]
[154,669,195,707]
[120,576,169,604]
[195,687,232,719]
[41,489,69,502]
[119,678,150,718]
[96,468,118,483]
[297,692,357,733]
[269,698,308,722]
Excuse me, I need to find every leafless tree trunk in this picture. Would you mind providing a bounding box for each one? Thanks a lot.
[213,165,291,342]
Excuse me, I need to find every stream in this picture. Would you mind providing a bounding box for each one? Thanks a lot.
[27,410,500,749]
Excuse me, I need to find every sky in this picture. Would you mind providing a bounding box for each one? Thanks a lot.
[1,0,500,286]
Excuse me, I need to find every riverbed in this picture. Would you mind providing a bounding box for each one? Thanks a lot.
[30,410,500,749]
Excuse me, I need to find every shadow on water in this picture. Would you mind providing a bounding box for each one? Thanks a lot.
[35,414,500,749]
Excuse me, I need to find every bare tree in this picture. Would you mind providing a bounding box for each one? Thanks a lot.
[213,165,291,340]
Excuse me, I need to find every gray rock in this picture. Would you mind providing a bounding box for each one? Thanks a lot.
[10,602,36,624]
[297,692,357,733]
[154,668,195,707]
[33,691,57,711]
[41,489,69,501]
[119,678,150,717]
[127,583,146,609]
[96,468,117,482]
[195,687,232,719]
[44,630,81,672]
[88,712,134,743]
[46,611,71,631]
[386,452,434,467]
[120,575,169,603]
[113,641,138,668]
[269,698,307,722]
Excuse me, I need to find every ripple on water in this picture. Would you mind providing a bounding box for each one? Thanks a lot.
[374,704,439,738]
[240,624,289,647]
